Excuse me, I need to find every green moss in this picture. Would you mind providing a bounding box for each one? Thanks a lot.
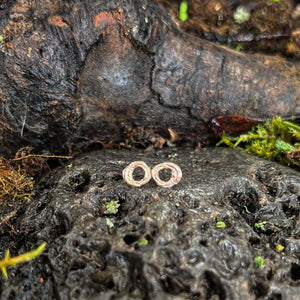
[254,256,264,268]
[275,139,295,152]
[216,221,226,228]
[1,147,72,205]
[235,44,243,51]
[106,218,114,228]
[0,242,46,278]
[255,221,266,231]
[105,200,120,214]
[137,237,148,246]
[276,244,284,252]
[179,1,188,22]
[0,157,34,204]
[217,117,300,167]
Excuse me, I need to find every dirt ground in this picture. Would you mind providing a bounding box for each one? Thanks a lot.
[161,0,300,58]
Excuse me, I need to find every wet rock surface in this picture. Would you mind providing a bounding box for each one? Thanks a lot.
[0,147,299,299]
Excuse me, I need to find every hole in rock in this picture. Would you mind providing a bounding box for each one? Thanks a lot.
[50,224,67,239]
[49,212,73,239]
[90,269,114,288]
[7,290,16,300]
[36,201,46,212]
[267,292,282,300]
[72,288,81,298]
[253,281,268,298]
[70,260,87,271]
[199,239,207,247]
[123,234,139,245]
[72,240,80,247]
[229,189,260,216]
[203,270,226,299]
[191,292,201,300]
[249,236,260,245]
[282,203,299,218]
[266,268,273,281]
[67,169,90,193]
[159,273,189,294]
[291,263,300,281]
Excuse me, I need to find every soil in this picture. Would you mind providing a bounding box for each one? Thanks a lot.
[161,0,300,58]
[0,147,299,299]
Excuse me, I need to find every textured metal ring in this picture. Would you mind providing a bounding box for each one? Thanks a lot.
[122,161,152,187]
[151,162,182,187]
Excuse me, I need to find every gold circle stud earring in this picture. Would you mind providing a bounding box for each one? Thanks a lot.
[122,161,152,187]
[151,162,182,187]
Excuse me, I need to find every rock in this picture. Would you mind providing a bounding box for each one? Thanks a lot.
[0,147,299,299]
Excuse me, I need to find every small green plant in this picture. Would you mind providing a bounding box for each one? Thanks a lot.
[217,117,300,167]
[276,244,284,252]
[244,206,251,214]
[168,153,178,159]
[179,1,188,22]
[254,256,264,268]
[137,237,149,246]
[105,200,120,214]
[216,221,226,228]
[255,221,266,231]
[106,218,114,228]
[0,242,46,278]
[235,44,243,51]
[0,36,3,42]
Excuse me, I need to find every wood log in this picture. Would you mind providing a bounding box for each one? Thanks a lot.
[0,0,298,155]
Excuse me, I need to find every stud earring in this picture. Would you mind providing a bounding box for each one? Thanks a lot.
[151,162,182,187]
[122,161,152,187]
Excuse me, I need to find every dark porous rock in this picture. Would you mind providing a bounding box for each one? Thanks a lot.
[0,147,299,299]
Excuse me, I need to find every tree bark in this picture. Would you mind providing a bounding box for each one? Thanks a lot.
[0,0,298,155]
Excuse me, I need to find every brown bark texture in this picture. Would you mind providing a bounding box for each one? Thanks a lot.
[0,0,298,155]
